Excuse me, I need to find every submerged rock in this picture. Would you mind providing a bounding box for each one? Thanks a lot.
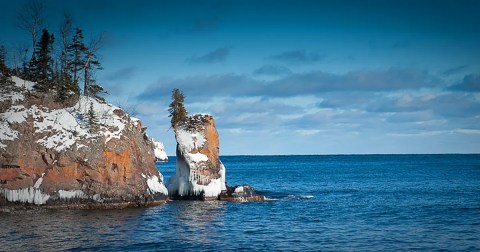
[0,76,168,208]
[168,114,264,202]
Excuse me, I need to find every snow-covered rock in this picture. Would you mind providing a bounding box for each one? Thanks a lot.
[167,114,227,199]
[0,76,168,207]
[151,138,168,162]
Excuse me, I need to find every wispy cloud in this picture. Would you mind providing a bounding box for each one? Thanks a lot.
[186,47,231,64]
[268,50,324,64]
[442,65,468,76]
[447,74,480,92]
[137,68,443,101]
[253,65,292,76]
[105,67,137,81]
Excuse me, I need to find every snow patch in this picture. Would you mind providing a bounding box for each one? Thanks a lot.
[152,138,168,161]
[0,76,139,152]
[143,174,168,195]
[2,105,29,123]
[147,175,168,195]
[176,129,205,152]
[234,186,245,194]
[131,117,140,127]
[188,152,208,163]
[0,121,19,149]
[11,76,35,91]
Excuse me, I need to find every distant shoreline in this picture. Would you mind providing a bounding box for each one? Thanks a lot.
[160,153,480,158]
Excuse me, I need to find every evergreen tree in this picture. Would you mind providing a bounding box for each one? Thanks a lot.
[56,71,79,102]
[67,27,87,86]
[0,46,10,76]
[168,88,187,129]
[0,47,16,92]
[83,49,102,97]
[31,29,55,92]
[56,13,80,102]
[87,79,107,102]
[87,102,99,133]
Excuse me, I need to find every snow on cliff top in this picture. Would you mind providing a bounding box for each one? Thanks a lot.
[176,114,213,153]
[0,76,167,154]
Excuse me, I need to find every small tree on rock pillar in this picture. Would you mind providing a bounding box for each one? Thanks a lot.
[168,88,187,129]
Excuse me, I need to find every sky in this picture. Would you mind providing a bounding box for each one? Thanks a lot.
[1,0,479,155]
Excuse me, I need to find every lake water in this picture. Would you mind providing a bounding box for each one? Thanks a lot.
[1,154,479,251]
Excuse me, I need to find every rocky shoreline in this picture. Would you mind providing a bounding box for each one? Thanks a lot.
[1,76,264,209]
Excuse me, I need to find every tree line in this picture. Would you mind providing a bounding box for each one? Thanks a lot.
[0,0,106,103]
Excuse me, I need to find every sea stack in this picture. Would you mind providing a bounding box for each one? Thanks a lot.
[168,114,226,199]
[0,76,168,208]
[168,114,264,202]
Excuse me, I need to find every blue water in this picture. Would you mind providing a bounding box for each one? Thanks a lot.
[1,154,479,251]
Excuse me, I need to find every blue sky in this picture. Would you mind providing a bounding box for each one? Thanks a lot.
[1,0,479,154]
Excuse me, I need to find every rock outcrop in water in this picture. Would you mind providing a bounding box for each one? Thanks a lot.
[0,76,168,208]
[168,114,264,202]
[167,114,226,199]
[219,185,265,202]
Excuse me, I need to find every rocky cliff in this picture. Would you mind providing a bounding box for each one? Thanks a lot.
[0,76,168,208]
[168,114,264,202]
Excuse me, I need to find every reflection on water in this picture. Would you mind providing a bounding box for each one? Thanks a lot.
[0,201,226,251]
[0,208,151,251]
[170,201,225,244]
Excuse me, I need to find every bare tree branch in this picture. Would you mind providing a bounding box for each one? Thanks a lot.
[15,0,46,60]
[59,11,73,74]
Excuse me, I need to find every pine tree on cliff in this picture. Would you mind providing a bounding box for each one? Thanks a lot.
[87,102,100,133]
[31,29,55,92]
[56,14,80,102]
[86,79,107,102]
[0,46,14,89]
[83,47,103,98]
[68,27,87,87]
[82,33,105,99]
[168,88,187,129]
[0,46,10,76]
